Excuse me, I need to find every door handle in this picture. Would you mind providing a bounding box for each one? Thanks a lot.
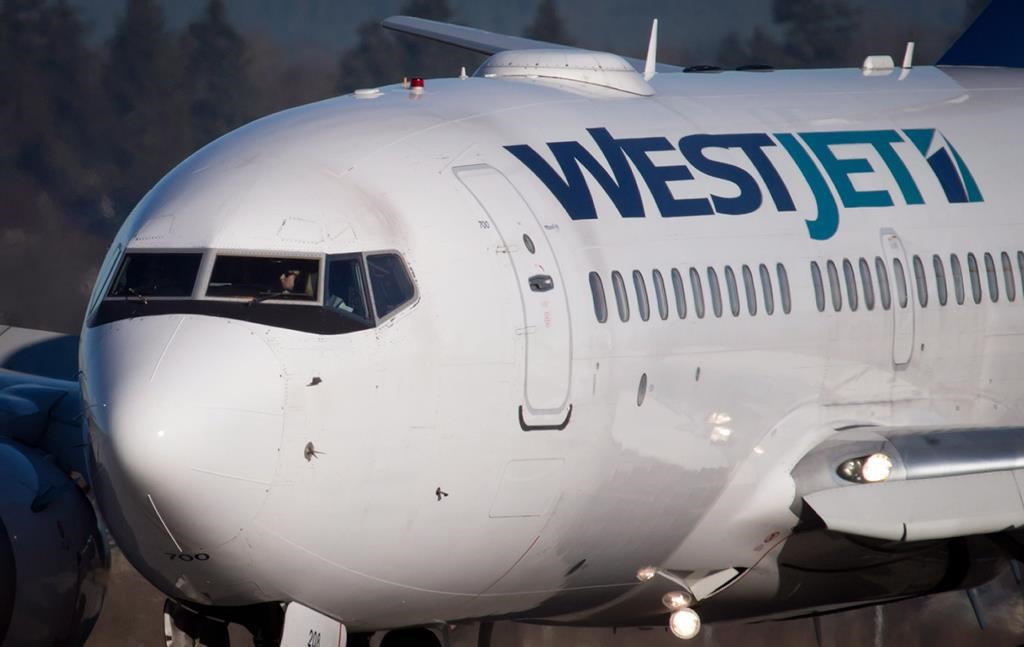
[529,274,554,292]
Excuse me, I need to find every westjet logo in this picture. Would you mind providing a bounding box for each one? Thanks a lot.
[505,128,982,240]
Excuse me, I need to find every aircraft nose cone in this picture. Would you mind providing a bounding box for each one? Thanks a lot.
[83,316,285,554]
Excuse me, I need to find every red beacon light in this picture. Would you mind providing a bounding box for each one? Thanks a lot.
[410,77,425,94]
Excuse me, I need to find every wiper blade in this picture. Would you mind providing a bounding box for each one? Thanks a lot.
[124,287,149,304]
[249,291,288,305]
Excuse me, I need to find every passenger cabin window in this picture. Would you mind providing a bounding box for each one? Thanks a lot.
[892,258,908,308]
[690,268,706,319]
[652,270,669,320]
[725,266,740,317]
[843,259,858,311]
[859,258,875,310]
[777,263,791,314]
[984,252,999,302]
[589,272,608,323]
[671,269,687,319]
[967,253,982,304]
[1018,252,1024,298]
[811,261,825,312]
[633,270,651,322]
[707,267,723,318]
[875,257,891,310]
[366,253,415,319]
[912,255,928,307]
[759,264,774,315]
[108,252,203,298]
[951,254,965,305]
[826,261,842,312]
[612,271,629,322]
[1003,252,1016,302]
[933,255,948,306]
[207,256,319,301]
[742,265,757,316]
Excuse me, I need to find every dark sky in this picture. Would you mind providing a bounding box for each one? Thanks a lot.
[70,0,976,63]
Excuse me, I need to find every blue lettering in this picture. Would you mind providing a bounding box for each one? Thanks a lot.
[775,133,840,241]
[619,137,712,218]
[679,133,795,215]
[504,128,644,220]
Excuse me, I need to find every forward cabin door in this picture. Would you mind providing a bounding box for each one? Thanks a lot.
[454,165,573,429]
[880,228,915,366]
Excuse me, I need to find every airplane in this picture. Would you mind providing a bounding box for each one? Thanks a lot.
[2,0,1024,645]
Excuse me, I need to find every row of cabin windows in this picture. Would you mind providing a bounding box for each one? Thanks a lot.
[589,263,792,324]
[810,251,1024,314]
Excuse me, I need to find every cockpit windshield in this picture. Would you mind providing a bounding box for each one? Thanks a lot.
[108,252,203,298]
[325,257,371,321]
[206,256,320,301]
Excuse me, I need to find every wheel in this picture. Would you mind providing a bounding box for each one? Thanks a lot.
[379,627,442,647]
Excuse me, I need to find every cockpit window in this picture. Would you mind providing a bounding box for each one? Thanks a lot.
[325,257,371,321]
[206,256,319,301]
[108,252,202,298]
[367,253,415,318]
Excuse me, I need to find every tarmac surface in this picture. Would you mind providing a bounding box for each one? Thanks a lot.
[86,547,1024,647]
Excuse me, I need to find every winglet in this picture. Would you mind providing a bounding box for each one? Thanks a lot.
[643,19,658,81]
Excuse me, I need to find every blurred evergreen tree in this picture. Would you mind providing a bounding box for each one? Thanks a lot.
[718,0,859,69]
[524,0,573,45]
[773,0,860,67]
[104,0,191,214]
[181,0,255,149]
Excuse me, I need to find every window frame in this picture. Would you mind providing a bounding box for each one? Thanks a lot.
[671,268,687,319]
[933,254,948,306]
[106,248,207,301]
[589,272,608,323]
[759,264,774,315]
[633,270,651,321]
[912,254,928,308]
[612,270,630,322]
[859,258,875,311]
[690,268,706,319]
[951,253,966,305]
[811,261,825,312]
[203,250,324,305]
[652,269,669,320]
[1002,252,1016,302]
[364,251,418,322]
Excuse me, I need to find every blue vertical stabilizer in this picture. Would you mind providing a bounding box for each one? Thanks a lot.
[939,0,1024,68]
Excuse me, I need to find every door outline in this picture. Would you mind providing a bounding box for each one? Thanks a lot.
[880,228,915,366]
[454,164,573,428]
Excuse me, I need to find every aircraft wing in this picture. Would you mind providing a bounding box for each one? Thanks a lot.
[381,15,684,74]
[793,425,1024,543]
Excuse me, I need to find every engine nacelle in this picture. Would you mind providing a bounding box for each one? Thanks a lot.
[0,438,108,646]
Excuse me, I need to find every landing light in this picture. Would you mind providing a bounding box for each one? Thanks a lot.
[837,452,893,483]
[861,453,893,483]
[662,590,692,610]
[636,566,658,582]
[669,608,701,640]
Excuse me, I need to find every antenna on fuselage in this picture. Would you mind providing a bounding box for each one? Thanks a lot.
[644,18,659,81]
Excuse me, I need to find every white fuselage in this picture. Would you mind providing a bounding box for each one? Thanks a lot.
[80,65,1024,630]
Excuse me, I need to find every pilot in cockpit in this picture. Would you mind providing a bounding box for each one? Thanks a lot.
[278,269,301,294]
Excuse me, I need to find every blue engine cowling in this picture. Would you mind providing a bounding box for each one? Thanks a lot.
[0,368,108,647]
[0,440,108,647]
